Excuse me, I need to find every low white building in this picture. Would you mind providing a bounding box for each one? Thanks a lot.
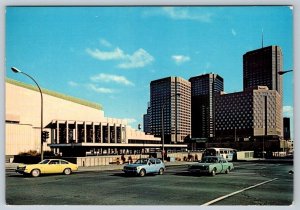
[6,78,186,158]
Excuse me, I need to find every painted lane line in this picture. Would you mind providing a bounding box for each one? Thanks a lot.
[201,178,278,206]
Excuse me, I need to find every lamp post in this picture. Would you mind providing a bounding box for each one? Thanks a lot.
[278,69,293,154]
[11,67,44,161]
[161,93,180,162]
[278,70,293,75]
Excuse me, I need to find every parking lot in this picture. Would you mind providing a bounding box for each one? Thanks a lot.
[6,161,293,205]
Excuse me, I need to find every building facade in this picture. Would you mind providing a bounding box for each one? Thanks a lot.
[243,45,283,95]
[283,117,291,140]
[189,73,224,139]
[6,79,187,158]
[150,77,191,143]
[215,86,283,142]
[143,102,152,134]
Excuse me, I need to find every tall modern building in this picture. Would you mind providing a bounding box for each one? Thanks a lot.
[215,86,283,143]
[189,73,224,139]
[150,77,191,143]
[243,45,283,95]
[283,117,291,140]
[143,102,152,134]
[243,45,283,139]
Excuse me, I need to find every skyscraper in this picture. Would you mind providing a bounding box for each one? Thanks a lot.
[243,45,283,95]
[189,73,224,139]
[243,45,283,139]
[283,117,291,140]
[150,77,191,143]
[143,102,151,134]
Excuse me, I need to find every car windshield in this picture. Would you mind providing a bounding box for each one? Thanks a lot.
[134,159,148,164]
[39,159,50,164]
[200,157,218,163]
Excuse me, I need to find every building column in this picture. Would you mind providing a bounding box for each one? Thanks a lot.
[114,123,117,143]
[119,124,122,143]
[66,121,69,144]
[92,122,95,143]
[51,121,55,144]
[57,121,60,144]
[100,123,103,143]
[123,125,127,143]
[75,121,78,143]
[84,122,87,143]
[107,123,110,143]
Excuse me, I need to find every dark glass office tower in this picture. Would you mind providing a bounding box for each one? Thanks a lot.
[243,45,283,139]
[189,73,224,139]
[143,102,152,134]
[150,77,191,143]
[283,117,291,140]
[243,45,283,95]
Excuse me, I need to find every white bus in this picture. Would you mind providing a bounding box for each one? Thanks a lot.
[203,148,237,161]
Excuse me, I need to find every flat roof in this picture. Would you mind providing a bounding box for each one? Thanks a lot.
[6,78,103,110]
[49,143,187,148]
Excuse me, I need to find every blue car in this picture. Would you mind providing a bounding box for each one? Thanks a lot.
[123,158,165,177]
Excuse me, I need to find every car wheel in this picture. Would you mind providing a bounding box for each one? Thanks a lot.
[31,169,40,177]
[211,168,216,176]
[139,169,146,177]
[158,168,164,175]
[225,168,230,174]
[63,168,72,175]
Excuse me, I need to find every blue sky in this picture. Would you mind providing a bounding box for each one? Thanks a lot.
[5,6,293,136]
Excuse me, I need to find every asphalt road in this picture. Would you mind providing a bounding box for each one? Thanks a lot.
[5,162,293,205]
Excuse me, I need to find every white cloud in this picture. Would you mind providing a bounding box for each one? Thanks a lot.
[100,39,112,48]
[172,55,190,65]
[118,48,154,69]
[162,7,213,22]
[231,29,237,36]
[86,46,154,69]
[86,47,125,60]
[86,84,115,94]
[68,81,78,87]
[283,106,293,117]
[90,73,134,86]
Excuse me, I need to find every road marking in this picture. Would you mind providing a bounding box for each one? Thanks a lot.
[201,178,278,206]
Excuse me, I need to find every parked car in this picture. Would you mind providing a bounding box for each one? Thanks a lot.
[123,158,165,177]
[15,159,78,177]
[188,156,234,176]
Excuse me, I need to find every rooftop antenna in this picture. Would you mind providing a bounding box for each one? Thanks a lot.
[261,28,264,48]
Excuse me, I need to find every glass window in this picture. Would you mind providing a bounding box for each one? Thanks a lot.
[49,160,60,165]
[150,159,156,164]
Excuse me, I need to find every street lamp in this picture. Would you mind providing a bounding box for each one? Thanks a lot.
[161,93,180,162]
[278,70,293,75]
[278,69,293,154]
[11,67,44,161]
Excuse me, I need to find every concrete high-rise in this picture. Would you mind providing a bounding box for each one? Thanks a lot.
[243,45,283,95]
[215,86,283,143]
[150,77,191,143]
[189,74,224,139]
